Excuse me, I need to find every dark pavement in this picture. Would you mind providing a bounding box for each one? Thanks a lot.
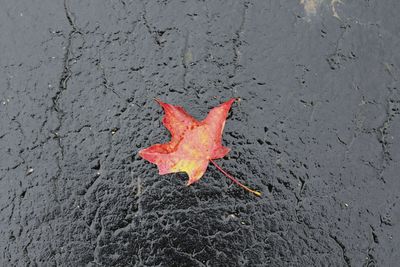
[1,0,399,266]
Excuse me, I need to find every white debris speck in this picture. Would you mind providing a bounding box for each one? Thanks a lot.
[26,168,34,175]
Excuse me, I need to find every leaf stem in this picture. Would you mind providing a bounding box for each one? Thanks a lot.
[210,159,261,197]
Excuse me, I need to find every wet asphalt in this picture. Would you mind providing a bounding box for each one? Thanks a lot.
[1,0,399,266]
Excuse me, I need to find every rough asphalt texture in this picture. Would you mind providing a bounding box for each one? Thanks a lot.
[1,0,399,266]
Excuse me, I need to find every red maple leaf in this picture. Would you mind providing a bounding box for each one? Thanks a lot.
[139,98,261,196]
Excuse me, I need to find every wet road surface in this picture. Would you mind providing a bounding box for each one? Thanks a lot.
[1,0,399,266]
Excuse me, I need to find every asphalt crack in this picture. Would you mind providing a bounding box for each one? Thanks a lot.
[376,86,399,182]
[141,2,167,47]
[97,55,122,99]
[232,1,249,77]
[50,0,83,203]
[181,31,190,91]
[329,234,351,267]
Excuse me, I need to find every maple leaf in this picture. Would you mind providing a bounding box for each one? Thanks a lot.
[139,98,261,196]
